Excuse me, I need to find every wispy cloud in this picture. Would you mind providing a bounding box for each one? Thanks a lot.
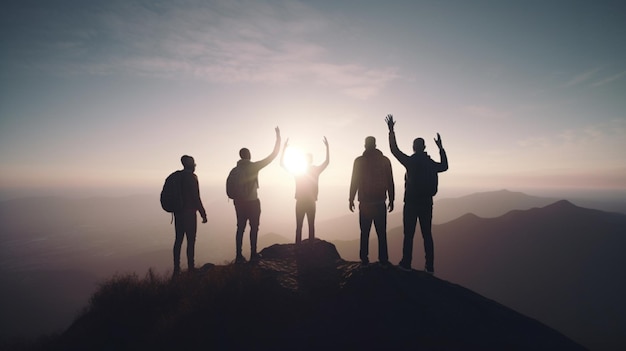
[4,0,398,99]
[564,67,601,87]
[564,67,626,89]
[518,119,626,149]
[591,70,626,87]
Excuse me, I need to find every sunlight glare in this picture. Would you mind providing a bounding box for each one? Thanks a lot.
[284,148,308,175]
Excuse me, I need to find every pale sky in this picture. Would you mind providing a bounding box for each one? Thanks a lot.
[1,0,625,202]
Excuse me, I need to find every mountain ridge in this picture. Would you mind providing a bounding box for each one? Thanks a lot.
[34,240,584,351]
[433,200,626,351]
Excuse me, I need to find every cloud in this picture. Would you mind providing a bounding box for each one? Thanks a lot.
[591,70,626,87]
[564,67,601,87]
[518,119,626,149]
[564,67,626,89]
[4,0,398,99]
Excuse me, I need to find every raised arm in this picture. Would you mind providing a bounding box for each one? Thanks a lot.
[279,138,289,170]
[319,136,330,171]
[385,114,411,165]
[256,127,282,169]
[434,133,449,172]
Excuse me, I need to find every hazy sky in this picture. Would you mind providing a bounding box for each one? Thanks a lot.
[1,0,625,201]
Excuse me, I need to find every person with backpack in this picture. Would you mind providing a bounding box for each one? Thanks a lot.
[162,155,207,275]
[280,136,329,244]
[227,127,281,263]
[349,136,395,266]
[385,114,448,274]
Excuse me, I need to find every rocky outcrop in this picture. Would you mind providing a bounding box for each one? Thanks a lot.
[48,239,584,351]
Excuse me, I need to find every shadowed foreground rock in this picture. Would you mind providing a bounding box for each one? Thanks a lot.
[43,239,584,351]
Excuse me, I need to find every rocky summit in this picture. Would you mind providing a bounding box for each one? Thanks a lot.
[44,239,584,351]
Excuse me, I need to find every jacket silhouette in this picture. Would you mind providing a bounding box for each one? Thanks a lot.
[173,155,207,275]
[386,115,447,274]
[349,136,395,265]
[232,127,281,263]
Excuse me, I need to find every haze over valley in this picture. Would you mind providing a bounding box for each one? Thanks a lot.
[1,189,625,350]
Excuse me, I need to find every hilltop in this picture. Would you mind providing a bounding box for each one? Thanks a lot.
[31,240,583,351]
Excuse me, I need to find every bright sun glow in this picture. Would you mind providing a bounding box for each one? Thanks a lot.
[283,148,308,175]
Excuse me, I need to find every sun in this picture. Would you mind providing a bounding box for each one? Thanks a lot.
[283,147,308,175]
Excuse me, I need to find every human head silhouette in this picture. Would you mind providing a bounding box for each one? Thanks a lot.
[239,148,251,160]
[181,155,196,171]
[364,136,376,150]
[413,138,425,153]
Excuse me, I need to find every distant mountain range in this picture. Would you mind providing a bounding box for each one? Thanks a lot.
[433,189,559,222]
[318,189,579,240]
[1,189,624,350]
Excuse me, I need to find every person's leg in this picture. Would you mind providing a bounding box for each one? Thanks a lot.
[249,199,261,257]
[359,203,373,263]
[173,213,185,273]
[185,211,198,270]
[295,200,305,244]
[418,201,434,272]
[372,202,388,263]
[401,202,419,268]
[234,201,247,260]
[307,201,316,241]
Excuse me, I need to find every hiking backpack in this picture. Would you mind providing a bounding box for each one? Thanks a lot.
[160,170,184,212]
[226,165,250,200]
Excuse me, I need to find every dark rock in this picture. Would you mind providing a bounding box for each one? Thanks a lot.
[47,240,584,351]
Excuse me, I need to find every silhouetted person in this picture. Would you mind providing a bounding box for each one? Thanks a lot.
[349,136,395,265]
[231,127,281,263]
[386,115,448,273]
[280,137,329,244]
[174,155,207,275]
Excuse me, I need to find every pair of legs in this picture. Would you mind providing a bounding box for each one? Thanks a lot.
[295,199,316,244]
[400,198,434,272]
[234,199,261,260]
[359,201,389,264]
[173,210,197,272]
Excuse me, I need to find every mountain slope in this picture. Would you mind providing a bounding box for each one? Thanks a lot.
[433,201,626,351]
[330,200,626,350]
[39,240,582,351]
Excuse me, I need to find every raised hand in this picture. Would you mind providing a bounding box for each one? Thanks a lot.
[283,138,290,149]
[275,126,281,137]
[434,133,443,149]
[323,136,329,148]
[385,114,395,132]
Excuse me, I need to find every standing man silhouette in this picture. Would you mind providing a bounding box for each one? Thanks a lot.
[349,136,395,265]
[385,115,448,274]
[174,155,207,275]
[231,127,281,263]
[280,137,329,244]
